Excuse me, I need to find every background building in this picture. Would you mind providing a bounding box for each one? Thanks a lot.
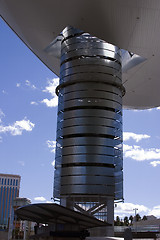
[0,173,21,229]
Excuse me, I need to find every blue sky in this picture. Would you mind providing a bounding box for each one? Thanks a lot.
[1,18,160,219]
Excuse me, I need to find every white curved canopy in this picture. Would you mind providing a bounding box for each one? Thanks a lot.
[1,0,160,109]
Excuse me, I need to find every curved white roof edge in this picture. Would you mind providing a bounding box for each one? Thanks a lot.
[1,0,160,109]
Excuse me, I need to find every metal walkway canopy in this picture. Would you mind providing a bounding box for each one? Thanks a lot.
[1,0,160,109]
[15,203,109,229]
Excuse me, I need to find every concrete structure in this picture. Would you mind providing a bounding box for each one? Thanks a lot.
[1,0,160,237]
[132,216,160,230]
[12,197,31,240]
[0,173,21,229]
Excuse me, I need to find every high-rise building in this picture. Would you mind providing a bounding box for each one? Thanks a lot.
[0,173,21,228]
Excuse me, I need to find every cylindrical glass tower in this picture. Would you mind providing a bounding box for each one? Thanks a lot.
[54,27,124,228]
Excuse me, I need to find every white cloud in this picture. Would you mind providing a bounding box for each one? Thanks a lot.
[16,83,21,88]
[132,109,153,112]
[34,197,46,202]
[0,109,5,123]
[148,205,160,217]
[2,90,7,94]
[123,133,160,165]
[30,101,38,105]
[41,78,59,107]
[16,80,37,90]
[123,144,160,162]
[150,160,160,167]
[115,202,149,216]
[115,203,160,218]
[46,140,56,153]
[157,107,160,110]
[25,80,36,89]
[41,97,58,107]
[0,118,35,136]
[34,197,53,203]
[18,161,25,166]
[43,78,59,96]
[123,132,150,142]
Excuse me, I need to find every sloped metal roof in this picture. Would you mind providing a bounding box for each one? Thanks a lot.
[15,203,109,229]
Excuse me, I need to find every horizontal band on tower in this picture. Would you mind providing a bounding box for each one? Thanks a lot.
[56,79,125,96]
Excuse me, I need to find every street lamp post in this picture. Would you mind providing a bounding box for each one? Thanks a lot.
[133,208,138,234]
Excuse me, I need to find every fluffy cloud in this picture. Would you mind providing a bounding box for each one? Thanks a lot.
[123,131,160,166]
[18,161,25,166]
[115,202,160,218]
[25,80,36,89]
[34,196,46,202]
[2,90,7,94]
[150,160,160,167]
[16,83,21,88]
[148,205,160,217]
[157,107,160,110]
[123,144,160,162]
[123,132,150,142]
[16,80,37,89]
[0,118,35,136]
[30,101,38,105]
[33,197,53,203]
[46,140,56,167]
[41,98,58,107]
[46,140,56,153]
[115,202,149,216]
[41,78,59,107]
[0,109,5,123]
[43,78,59,95]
